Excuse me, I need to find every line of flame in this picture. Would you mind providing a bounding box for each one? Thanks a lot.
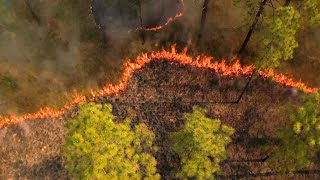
[90,0,185,32]
[130,0,185,32]
[0,45,318,129]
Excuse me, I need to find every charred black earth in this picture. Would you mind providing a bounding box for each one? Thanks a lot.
[1,59,319,179]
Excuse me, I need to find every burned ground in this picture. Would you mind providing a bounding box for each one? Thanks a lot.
[0,59,319,179]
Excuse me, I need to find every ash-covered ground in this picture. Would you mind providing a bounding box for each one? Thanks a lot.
[1,59,318,179]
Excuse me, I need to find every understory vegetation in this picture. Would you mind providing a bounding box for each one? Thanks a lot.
[268,92,320,175]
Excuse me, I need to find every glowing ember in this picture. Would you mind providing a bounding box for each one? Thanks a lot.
[0,45,318,129]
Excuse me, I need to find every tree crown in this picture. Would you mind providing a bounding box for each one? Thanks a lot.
[170,106,234,179]
[63,102,160,179]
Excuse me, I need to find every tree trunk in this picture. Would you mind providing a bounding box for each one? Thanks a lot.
[24,0,41,26]
[237,0,268,56]
[161,0,165,19]
[118,0,123,22]
[139,1,143,27]
[284,0,291,6]
[138,1,145,44]
[197,0,211,46]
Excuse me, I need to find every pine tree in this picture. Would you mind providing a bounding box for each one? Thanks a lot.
[62,103,160,179]
[268,92,320,175]
[255,6,301,69]
[0,0,15,28]
[170,106,234,179]
[234,0,319,69]
[235,0,268,56]
[302,0,320,25]
[197,0,211,46]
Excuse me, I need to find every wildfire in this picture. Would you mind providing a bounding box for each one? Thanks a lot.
[133,12,184,32]
[0,94,87,130]
[258,69,318,93]
[90,0,185,32]
[0,45,318,129]
[131,0,185,32]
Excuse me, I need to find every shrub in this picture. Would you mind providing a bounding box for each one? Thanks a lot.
[303,0,320,25]
[256,6,301,69]
[268,92,320,175]
[0,75,18,93]
[169,106,234,179]
[62,102,160,179]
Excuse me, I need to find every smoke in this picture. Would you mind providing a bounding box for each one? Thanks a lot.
[4,0,316,117]
[0,0,84,114]
[92,0,184,31]
[141,0,184,28]
[18,120,31,137]
[0,0,191,115]
[0,0,318,119]
[281,25,320,87]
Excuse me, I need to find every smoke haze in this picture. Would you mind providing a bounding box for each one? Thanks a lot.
[0,0,318,116]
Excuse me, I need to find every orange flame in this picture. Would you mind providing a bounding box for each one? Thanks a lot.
[0,94,87,129]
[130,0,185,32]
[91,0,185,32]
[258,69,318,93]
[0,45,318,129]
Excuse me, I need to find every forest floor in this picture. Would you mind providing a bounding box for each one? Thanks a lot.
[1,58,320,179]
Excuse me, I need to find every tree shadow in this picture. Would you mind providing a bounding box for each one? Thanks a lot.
[15,156,69,179]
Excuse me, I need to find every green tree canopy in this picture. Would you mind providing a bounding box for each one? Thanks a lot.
[234,0,320,69]
[170,106,234,179]
[0,0,15,28]
[62,103,160,179]
[268,92,320,175]
[302,0,320,25]
[256,6,301,69]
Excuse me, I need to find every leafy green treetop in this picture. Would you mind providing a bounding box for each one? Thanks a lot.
[0,0,17,41]
[302,0,320,25]
[0,0,15,28]
[170,106,234,179]
[256,6,301,69]
[268,92,320,175]
[62,103,160,179]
